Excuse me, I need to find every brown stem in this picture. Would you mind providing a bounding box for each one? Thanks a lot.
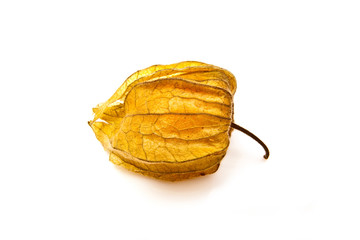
[231,122,270,159]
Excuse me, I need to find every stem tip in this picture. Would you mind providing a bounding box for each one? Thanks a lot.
[231,122,270,160]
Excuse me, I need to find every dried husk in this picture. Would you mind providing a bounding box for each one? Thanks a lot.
[89,61,237,181]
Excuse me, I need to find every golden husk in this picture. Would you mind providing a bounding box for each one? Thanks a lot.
[89,61,237,181]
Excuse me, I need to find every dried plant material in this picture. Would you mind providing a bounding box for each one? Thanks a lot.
[89,61,269,181]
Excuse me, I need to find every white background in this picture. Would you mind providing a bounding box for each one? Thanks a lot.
[1,1,359,239]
